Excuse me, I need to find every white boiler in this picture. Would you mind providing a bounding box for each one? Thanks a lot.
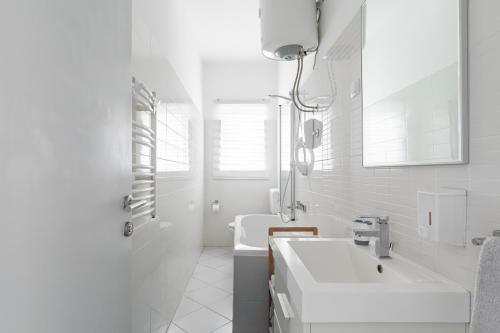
[259,0,318,60]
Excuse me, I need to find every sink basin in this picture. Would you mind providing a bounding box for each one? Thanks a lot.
[288,240,433,284]
[270,238,470,324]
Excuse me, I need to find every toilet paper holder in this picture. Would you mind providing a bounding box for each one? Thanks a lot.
[211,200,220,213]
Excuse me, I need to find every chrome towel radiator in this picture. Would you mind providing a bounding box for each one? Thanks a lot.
[123,77,157,224]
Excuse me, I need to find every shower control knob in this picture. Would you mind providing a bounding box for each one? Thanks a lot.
[124,221,134,237]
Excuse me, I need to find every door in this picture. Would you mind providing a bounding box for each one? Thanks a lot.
[0,1,133,333]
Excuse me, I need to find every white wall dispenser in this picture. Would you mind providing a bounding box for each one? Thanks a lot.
[417,188,467,247]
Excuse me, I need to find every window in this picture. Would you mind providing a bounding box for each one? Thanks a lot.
[156,102,191,174]
[213,103,269,178]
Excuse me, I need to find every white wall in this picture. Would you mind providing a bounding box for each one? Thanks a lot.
[203,62,279,246]
[0,1,132,332]
[279,0,500,302]
[132,0,203,110]
[132,1,204,332]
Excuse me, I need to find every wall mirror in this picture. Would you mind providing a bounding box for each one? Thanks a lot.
[361,0,468,167]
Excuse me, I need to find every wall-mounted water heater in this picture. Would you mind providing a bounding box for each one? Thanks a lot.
[259,0,319,61]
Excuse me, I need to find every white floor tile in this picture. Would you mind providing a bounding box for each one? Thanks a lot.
[217,252,234,260]
[199,257,230,269]
[206,295,233,320]
[203,247,232,257]
[152,324,168,333]
[186,285,229,307]
[198,252,216,262]
[212,278,233,293]
[174,297,203,321]
[174,308,230,333]
[210,322,232,333]
[193,265,231,284]
[167,323,185,333]
[151,309,168,331]
[175,247,235,333]
[218,256,233,266]
[185,278,208,293]
[215,264,233,276]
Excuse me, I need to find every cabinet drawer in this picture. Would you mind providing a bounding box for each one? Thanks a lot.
[270,283,294,332]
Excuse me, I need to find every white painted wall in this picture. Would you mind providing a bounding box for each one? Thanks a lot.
[132,1,204,332]
[279,0,500,306]
[0,1,132,332]
[133,0,203,110]
[203,62,279,246]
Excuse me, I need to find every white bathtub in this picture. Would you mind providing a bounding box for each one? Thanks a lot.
[233,214,286,256]
[232,214,294,333]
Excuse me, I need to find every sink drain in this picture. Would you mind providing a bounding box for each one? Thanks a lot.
[377,264,383,274]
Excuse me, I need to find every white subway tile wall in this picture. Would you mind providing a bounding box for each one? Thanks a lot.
[294,1,500,293]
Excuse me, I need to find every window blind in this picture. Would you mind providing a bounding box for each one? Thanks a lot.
[213,103,269,178]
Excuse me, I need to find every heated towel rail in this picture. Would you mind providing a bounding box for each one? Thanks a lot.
[123,77,157,224]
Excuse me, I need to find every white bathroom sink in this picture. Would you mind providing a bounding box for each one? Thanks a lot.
[270,238,470,324]
[289,240,415,283]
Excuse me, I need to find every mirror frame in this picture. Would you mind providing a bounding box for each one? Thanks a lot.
[361,0,469,167]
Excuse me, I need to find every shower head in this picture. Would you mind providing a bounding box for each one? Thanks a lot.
[268,94,292,102]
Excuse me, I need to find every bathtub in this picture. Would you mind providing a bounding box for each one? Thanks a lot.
[232,214,294,333]
[233,214,286,256]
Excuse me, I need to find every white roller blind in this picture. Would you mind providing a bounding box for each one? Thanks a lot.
[213,103,269,178]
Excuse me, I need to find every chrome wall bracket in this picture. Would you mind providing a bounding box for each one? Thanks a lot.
[124,221,134,237]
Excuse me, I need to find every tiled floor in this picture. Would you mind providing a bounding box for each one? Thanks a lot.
[168,247,234,333]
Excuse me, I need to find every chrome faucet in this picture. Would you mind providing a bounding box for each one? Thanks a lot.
[353,216,391,258]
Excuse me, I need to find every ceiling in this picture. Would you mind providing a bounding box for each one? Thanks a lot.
[183,0,265,61]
